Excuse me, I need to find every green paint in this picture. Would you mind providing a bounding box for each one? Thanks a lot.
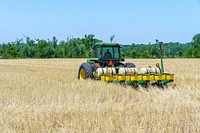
[125,80,133,85]
[95,42,121,47]
[138,80,146,85]
[160,56,164,74]
[87,58,99,63]
[162,80,173,84]
[113,80,120,84]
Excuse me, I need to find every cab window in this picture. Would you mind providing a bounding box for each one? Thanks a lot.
[113,47,120,59]
[94,47,101,58]
[102,47,119,60]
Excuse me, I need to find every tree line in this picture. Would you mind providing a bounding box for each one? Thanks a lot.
[0,34,200,59]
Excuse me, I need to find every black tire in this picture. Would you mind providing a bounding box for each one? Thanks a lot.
[119,63,125,67]
[78,63,93,80]
[125,62,136,68]
[91,63,97,71]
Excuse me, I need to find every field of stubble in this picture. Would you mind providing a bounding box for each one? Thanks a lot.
[0,59,200,132]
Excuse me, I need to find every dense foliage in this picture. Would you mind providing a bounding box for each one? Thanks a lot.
[0,34,200,59]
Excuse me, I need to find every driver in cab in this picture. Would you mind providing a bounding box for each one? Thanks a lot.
[104,49,112,59]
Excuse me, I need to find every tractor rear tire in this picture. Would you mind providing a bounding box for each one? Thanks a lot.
[119,63,125,67]
[91,63,97,71]
[78,63,93,80]
[125,62,136,68]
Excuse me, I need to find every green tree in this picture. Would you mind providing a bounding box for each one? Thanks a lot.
[191,34,200,58]
[35,39,55,58]
[150,45,160,58]
[3,44,18,58]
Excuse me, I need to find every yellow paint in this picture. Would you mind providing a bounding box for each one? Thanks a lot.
[105,76,113,81]
[150,75,155,80]
[143,75,150,81]
[131,75,138,81]
[101,75,106,81]
[155,75,162,80]
[80,68,85,80]
[162,74,166,80]
[126,75,131,80]
[138,75,143,80]
[118,75,126,81]
[166,74,174,80]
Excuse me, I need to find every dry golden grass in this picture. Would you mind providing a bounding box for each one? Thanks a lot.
[0,58,200,132]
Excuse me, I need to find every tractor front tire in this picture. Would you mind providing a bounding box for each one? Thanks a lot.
[78,63,93,80]
[125,62,136,68]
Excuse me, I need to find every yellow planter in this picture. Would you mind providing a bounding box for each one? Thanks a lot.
[166,74,174,80]
[162,74,166,80]
[155,75,162,80]
[131,75,138,81]
[113,75,118,80]
[138,75,143,80]
[118,75,126,81]
[105,75,113,81]
[143,75,150,81]
[100,75,106,81]
[150,75,155,80]
[126,75,131,80]
[101,75,113,81]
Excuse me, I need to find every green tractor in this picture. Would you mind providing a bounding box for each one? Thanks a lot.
[78,42,132,79]
[78,42,174,88]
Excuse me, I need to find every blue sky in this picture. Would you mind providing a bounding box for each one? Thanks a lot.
[0,0,200,44]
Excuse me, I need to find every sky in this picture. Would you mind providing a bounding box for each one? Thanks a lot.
[0,0,200,44]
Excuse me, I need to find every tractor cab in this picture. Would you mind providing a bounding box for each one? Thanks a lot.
[91,42,124,67]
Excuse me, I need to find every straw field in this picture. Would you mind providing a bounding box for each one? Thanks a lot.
[0,59,200,132]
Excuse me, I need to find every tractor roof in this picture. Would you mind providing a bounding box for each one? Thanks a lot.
[95,42,121,47]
